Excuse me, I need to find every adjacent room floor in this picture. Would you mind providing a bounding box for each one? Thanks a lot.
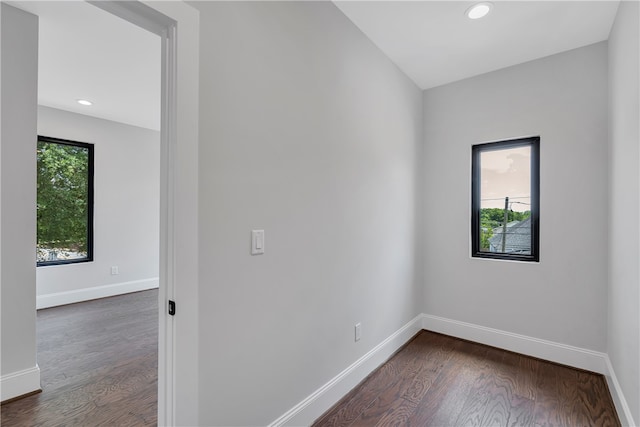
[1,289,158,426]
[313,330,620,426]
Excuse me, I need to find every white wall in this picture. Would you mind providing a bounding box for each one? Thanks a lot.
[36,106,160,308]
[0,3,40,401]
[608,1,640,424]
[191,1,423,425]
[422,43,609,352]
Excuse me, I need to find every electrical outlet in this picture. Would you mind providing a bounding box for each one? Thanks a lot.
[110,266,119,275]
[355,323,361,342]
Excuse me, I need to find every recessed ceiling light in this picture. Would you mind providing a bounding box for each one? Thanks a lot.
[466,2,493,20]
[77,99,93,106]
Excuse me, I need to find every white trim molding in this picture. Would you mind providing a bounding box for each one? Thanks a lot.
[270,313,635,427]
[0,365,41,402]
[421,314,608,374]
[604,355,637,427]
[268,314,424,427]
[36,278,158,309]
[423,315,637,426]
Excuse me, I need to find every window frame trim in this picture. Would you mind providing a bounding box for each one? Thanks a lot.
[37,135,95,267]
[471,136,540,262]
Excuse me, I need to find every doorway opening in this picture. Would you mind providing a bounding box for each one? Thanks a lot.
[2,0,177,424]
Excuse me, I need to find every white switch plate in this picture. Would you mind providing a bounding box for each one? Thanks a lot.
[355,323,361,342]
[251,230,265,255]
[111,266,119,275]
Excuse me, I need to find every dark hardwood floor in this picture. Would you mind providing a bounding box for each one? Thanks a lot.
[1,289,158,427]
[3,300,620,427]
[313,330,620,427]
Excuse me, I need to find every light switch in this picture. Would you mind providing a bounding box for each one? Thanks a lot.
[251,230,265,255]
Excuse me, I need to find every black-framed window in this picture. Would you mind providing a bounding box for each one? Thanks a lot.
[37,136,94,266]
[471,136,539,262]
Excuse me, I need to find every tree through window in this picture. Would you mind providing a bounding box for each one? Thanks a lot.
[37,136,94,265]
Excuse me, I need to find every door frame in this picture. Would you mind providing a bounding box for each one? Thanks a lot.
[87,2,199,425]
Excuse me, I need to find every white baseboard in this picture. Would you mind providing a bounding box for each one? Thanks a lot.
[268,314,424,427]
[0,365,41,402]
[604,355,637,427]
[36,278,159,309]
[421,314,608,374]
[269,313,634,427]
[422,314,640,424]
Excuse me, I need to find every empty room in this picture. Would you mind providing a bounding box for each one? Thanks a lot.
[1,1,638,426]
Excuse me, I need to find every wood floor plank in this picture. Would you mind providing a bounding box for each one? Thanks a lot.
[483,351,535,427]
[1,290,158,427]
[313,334,425,427]
[349,333,461,426]
[506,394,535,427]
[516,354,540,401]
[408,340,488,426]
[401,335,456,405]
[532,361,579,427]
[348,348,438,425]
[454,346,511,426]
[369,334,462,427]
[574,371,620,427]
[314,331,620,427]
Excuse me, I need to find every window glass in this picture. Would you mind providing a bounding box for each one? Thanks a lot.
[472,137,539,262]
[37,136,94,266]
